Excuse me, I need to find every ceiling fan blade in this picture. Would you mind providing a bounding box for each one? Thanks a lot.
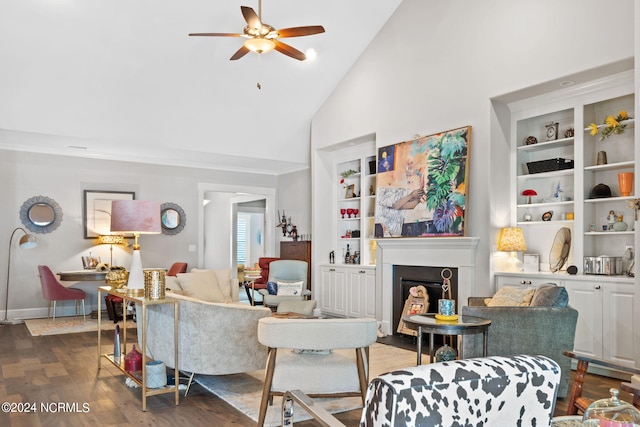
[241,6,262,31]
[230,45,251,60]
[274,25,325,38]
[189,32,244,37]
[273,40,306,61]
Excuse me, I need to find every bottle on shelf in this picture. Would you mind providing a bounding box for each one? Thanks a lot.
[344,244,351,264]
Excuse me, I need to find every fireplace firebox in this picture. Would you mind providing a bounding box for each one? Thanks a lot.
[392,265,458,337]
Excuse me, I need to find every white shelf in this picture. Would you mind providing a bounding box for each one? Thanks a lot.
[584,196,635,204]
[584,160,635,172]
[517,220,574,226]
[517,137,574,151]
[584,231,634,236]
[517,200,573,208]
[517,169,574,180]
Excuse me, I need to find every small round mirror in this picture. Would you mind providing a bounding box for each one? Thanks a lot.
[20,196,63,234]
[28,203,55,226]
[160,202,186,235]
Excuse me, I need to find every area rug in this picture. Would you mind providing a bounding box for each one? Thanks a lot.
[194,342,419,427]
[24,317,125,336]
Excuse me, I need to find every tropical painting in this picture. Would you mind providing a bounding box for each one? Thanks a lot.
[374,126,471,238]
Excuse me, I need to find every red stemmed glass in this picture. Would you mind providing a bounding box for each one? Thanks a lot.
[353,208,359,218]
[347,208,354,218]
[340,208,346,218]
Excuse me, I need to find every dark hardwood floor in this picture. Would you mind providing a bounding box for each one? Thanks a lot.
[0,322,629,426]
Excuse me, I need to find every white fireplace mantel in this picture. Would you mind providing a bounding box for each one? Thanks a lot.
[375,237,480,335]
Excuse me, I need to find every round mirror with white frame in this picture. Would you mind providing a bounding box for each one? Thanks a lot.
[20,195,63,234]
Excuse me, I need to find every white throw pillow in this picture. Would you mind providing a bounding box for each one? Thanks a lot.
[276,280,304,296]
[165,275,181,291]
[176,272,228,302]
[191,268,232,300]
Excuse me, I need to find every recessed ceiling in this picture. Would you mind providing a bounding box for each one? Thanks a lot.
[0,0,402,175]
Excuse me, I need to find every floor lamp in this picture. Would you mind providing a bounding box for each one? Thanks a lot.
[110,200,161,297]
[2,227,38,325]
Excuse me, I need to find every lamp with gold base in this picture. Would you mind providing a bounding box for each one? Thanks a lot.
[110,201,161,297]
[497,227,527,272]
[97,234,125,266]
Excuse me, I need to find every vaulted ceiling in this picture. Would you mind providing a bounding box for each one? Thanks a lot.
[0,0,402,174]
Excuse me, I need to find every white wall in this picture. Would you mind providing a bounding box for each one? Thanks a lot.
[203,192,233,269]
[0,149,282,319]
[277,169,312,243]
[311,0,635,295]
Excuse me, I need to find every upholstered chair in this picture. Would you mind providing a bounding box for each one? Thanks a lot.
[257,260,311,309]
[167,262,188,276]
[281,354,561,426]
[256,316,378,427]
[37,265,86,321]
[246,257,279,305]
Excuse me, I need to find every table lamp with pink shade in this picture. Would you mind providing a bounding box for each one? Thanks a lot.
[110,200,161,297]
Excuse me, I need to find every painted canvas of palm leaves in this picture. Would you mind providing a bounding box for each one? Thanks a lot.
[374,126,470,237]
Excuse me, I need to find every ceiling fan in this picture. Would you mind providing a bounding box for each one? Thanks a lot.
[189,0,325,61]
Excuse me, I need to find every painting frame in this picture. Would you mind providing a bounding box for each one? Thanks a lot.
[83,190,135,239]
[397,285,429,336]
[374,125,471,238]
[345,184,355,199]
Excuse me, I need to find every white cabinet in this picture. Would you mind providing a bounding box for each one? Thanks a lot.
[319,265,347,316]
[564,279,636,369]
[320,265,375,318]
[347,267,376,318]
[495,273,562,290]
[494,272,637,370]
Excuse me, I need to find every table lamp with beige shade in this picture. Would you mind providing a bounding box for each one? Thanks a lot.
[110,200,161,297]
[497,227,526,272]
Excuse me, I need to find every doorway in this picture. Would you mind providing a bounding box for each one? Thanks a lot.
[197,183,276,273]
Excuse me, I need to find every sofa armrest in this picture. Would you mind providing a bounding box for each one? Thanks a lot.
[467,297,489,307]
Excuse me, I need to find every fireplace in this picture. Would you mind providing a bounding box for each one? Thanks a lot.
[392,265,458,336]
[375,237,479,336]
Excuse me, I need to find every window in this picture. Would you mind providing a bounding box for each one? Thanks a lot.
[236,215,249,266]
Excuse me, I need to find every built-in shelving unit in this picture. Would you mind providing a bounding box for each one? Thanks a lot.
[501,69,637,370]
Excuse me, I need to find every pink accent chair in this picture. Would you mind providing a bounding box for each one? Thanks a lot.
[37,265,86,321]
[167,262,188,276]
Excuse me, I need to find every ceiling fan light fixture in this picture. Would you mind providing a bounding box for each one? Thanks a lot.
[244,38,275,53]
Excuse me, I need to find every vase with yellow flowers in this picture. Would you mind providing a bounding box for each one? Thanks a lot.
[588,110,632,141]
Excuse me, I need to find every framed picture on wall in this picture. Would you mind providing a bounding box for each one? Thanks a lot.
[374,125,471,238]
[83,190,135,239]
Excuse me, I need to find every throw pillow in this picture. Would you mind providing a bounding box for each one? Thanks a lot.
[266,281,278,295]
[176,272,228,302]
[191,268,232,301]
[485,286,535,307]
[165,275,181,291]
[276,280,304,296]
[529,284,569,307]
